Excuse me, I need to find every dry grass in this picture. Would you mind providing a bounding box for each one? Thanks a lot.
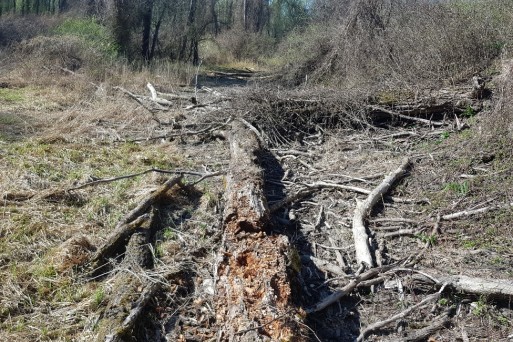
[0,43,223,340]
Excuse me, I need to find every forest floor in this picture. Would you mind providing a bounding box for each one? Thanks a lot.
[0,61,512,342]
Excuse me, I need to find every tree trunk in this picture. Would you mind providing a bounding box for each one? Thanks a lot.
[149,6,166,61]
[141,0,154,62]
[214,120,306,341]
[210,0,219,35]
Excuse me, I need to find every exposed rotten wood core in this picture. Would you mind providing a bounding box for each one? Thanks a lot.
[214,120,304,341]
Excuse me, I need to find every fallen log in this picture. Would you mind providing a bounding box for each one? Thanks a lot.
[96,232,183,342]
[397,267,513,299]
[418,272,513,299]
[214,120,305,341]
[89,176,182,270]
[352,158,410,267]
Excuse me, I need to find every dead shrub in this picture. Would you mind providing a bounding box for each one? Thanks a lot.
[13,35,114,82]
[277,0,510,89]
[0,14,59,47]
[480,60,513,150]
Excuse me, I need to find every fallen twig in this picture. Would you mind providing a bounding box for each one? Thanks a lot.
[441,202,513,221]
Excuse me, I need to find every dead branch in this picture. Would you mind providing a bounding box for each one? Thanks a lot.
[130,117,232,142]
[353,158,410,267]
[306,265,396,314]
[301,255,346,276]
[119,176,183,227]
[237,117,266,147]
[99,232,184,341]
[383,229,418,239]
[307,180,422,204]
[67,168,222,191]
[400,309,452,342]
[441,202,513,221]
[269,188,316,213]
[368,105,445,127]
[357,284,448,342]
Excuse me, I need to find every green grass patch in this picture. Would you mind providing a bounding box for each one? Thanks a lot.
[54,18,119,58]
[0,88,24,103]
[444,181,470,196]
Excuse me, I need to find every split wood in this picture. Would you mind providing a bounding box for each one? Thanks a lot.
[353,157,410,267]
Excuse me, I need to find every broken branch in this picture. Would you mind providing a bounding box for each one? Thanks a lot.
[352,158,410,267]
[357,283,448,342]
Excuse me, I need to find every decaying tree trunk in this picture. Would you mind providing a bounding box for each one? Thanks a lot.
[214,120,305,341]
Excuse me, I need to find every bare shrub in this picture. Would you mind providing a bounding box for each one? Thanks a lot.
[278,0,510,89]
[481,60,513,147]
[215,28,276,63]
[0,14,59,47]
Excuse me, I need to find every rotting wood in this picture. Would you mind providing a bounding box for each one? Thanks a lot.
[352,158,411,267]
[214,120,305,341]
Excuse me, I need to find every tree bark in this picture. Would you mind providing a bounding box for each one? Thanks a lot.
[214,120,305,341]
